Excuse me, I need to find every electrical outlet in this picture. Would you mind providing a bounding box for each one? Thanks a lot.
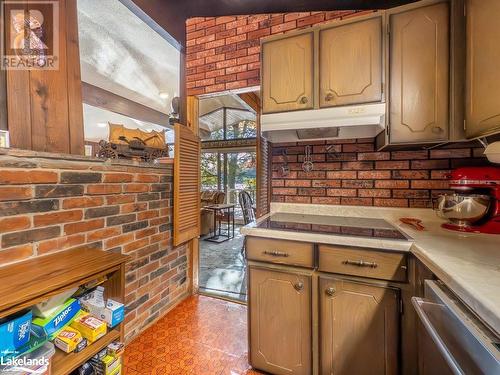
[0,131,9,148]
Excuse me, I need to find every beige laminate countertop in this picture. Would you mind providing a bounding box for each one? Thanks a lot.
[240,203,500,337]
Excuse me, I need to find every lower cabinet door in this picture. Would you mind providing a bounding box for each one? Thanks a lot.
[320,277,400,375]
[249,266,312,375]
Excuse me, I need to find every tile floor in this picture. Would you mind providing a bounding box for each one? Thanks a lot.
[124,295,264,374]
[198,226,247,302]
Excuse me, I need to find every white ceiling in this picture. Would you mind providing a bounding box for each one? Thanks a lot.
[200,108,256,133]
[77,0,180,114]
[199,95,250,116]
[83,104,174,143]
[199,94,256,133]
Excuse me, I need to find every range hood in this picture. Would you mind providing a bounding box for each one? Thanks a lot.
[261,103,386,142]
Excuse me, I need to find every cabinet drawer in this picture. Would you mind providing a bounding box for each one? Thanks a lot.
[246,237,315,268]
[319,245,407,282]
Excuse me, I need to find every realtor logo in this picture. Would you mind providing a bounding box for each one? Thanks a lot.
[1,1,59,70]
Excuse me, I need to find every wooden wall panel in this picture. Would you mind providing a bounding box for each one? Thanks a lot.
[0,68,6,132]
[0,11,6,132]
[6,70,32,149]
[66,0,84,155]
[5,0,84,154]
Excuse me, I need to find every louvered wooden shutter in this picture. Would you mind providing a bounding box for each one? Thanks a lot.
[173,123,201,246]
[257,136,270,217]
[237,92,270,218]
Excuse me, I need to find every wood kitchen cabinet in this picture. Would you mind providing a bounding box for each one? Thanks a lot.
[319,277,400,375]
[248,266,312,375]
[465,0,500,138]
[262,32,314,114]
[319,15,383,108]
[387,1,450,144]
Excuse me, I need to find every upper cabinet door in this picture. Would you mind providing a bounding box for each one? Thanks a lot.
[262,32,314,114]
[319,16,383,107]
[465,0,500,138]
[389,2,450,143]
[320,277,399,375]
[249,267,312,375]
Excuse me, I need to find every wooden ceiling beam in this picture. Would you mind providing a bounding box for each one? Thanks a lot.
[81,82,170,127]
[238,92,260,113]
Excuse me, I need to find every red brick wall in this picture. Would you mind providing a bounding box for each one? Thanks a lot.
[271,139,490,208]
[185,11,374,95]
[186,12,490,209]
[0,151,188,341]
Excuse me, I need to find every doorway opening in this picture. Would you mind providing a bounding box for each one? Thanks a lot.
[198,92,258,302]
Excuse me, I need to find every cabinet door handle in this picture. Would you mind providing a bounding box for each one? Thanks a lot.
[325,287,335,296]
[263,250,289,257]
[300,96,308,104]
[342,259,378,268]
[325,93,334,102]
[294,282,304,292]
[432,126,444,134]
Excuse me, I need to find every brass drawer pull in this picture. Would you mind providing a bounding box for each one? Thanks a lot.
[294,282,304,292]
[325,287,335,296]
[300,96,309,104]
[342,259,378,268]
[263,250,289,257]
[325,93,334,101]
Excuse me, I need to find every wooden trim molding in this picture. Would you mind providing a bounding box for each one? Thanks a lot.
[238,92,270,217]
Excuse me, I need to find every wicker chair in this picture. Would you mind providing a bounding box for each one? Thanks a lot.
[200,191,225,235]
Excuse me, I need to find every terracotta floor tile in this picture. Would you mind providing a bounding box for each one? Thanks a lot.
[124,295,265,375]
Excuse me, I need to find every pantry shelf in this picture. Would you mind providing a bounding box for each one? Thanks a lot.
[0,248,129,374]
[0,248,129,319]
[52,327,121,375]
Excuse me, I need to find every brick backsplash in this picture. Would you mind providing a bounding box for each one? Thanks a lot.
[271,138,491,208]
[185,11,375,95]
[0,151,187,342]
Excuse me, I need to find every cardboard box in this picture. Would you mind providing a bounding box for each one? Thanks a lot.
[81,299,124,328]
[32,298,81,339]
[0,310,32,356]
[90,353,121,375]
[54,326,82,353]
[70,312,107,343]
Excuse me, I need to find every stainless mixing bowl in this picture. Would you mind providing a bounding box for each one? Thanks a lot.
[435,194,491,226]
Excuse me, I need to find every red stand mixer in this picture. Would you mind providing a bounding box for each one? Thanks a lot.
[435,166,500,234]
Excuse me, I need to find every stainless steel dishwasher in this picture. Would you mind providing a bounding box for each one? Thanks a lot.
[412,280,500,375]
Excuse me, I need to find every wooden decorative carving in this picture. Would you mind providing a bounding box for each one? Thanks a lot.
[98,123,169,161]
[108,123,166,148]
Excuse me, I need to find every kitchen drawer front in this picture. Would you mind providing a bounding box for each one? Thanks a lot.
[319,245,407,282]
[246,237,315,268]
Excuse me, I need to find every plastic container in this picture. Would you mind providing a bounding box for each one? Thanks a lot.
[0,342,55,375]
